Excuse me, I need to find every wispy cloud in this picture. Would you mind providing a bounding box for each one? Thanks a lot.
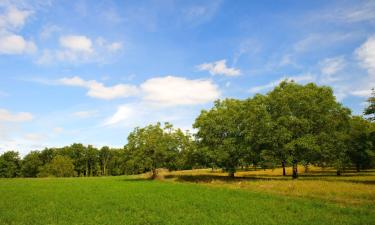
[197,59,241,76]
[249,74,316,93]
[0,108,33,122]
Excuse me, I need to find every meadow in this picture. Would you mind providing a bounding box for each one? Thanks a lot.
[0,167,374,225]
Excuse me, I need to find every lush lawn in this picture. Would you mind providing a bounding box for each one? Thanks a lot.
[0,175,374,225]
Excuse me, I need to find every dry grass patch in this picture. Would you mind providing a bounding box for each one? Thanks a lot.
[163,167,375,206]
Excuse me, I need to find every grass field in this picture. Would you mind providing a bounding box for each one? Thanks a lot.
[0,168,374,225]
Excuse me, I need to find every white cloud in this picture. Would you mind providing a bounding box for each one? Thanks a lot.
[0,108,33,122]
[59,76,139,100]
[37,36,123,64]
[319,56,345,84]
[197,59,241,76]
[0,6,32,31]
[321,56,345,76]
[249,74,315,93]
[103,102,198,130]
[0,5,36,55]
[339,1,375,23]
[60,35,93,53]
[141,76,220,105]
[56,75,220,105]
[0,33,36,54]
[72,110,97,118]
[103,105,135,126]
[356,36,375,77]
[351,89,373,97]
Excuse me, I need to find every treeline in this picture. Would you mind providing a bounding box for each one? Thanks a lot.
[0,81,374,179]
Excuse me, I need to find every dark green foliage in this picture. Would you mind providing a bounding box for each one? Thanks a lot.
[194,99,246,177]
[21,151,43,177]
[125,122,193,178]
[0,151,21,178]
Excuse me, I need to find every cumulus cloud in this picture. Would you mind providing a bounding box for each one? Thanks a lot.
[59,35,93,53]
[0,6,32,30]
[58,75,220,104]
[140,76,220,105]
[356,36,375,77]
[0,5,36,55]
[0,108,33,122]
[197,59,241,76]
[59,76,139,100]
[0,33,36,54]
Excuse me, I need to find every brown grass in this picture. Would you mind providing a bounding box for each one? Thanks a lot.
[160,166,375,206]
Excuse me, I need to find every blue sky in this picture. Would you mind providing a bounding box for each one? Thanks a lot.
[0,0,374,155]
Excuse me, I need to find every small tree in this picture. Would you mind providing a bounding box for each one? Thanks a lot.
[39,155,75,177]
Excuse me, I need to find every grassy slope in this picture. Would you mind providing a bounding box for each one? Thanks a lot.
[0,176,374,225]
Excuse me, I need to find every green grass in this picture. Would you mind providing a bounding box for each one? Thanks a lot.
[0,176,374,225]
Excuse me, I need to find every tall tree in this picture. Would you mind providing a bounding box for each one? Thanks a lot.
[21,151,43,177]
[266,81,351,178]
[126,123,180,179]
[99,146,112,176]
[194,99,246,177]
[347,116,374,171]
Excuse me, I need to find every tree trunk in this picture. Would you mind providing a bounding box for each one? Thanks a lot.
[151,168,157,179]
[356,164,360,172]
[282,160,286,176]
[304,164,309,173]
[336,170,341,176]
[292,161,298,179]
[228,171,235,178]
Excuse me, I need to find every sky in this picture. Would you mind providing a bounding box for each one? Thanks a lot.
[0,0,375,155]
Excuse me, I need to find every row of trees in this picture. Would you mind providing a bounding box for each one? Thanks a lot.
[0,82,374,179]
[194,83,375,178]
[0,124,195,178]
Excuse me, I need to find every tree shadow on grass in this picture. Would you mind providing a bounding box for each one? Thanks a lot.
[121,177,154,182]
[164,173,375,185]
[164,174,287,183]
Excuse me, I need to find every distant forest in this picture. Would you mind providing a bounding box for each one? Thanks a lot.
[1,81,374,179]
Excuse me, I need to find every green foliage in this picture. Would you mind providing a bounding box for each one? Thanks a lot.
[38,155,76,177]
[21,151,43,177]
[126,122,193,178]
[0,151,21,178]
[194,99,246,177]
